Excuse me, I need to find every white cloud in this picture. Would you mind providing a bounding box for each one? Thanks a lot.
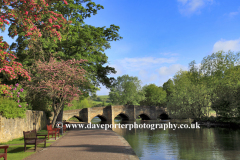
[177,0,213,15]
[139,70,158,84]
[228,7,240,17]
[149,74,158,82]
[139,70,148,78]
[229,11,239,17]
[97,56,181,95]
[212,38,240,52]
[119,57,177,71]
[160,52,179,56]
[158,64,188,76]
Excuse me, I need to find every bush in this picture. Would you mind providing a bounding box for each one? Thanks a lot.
[64,97,93,110]
[0,96,26,118]
[97,97,102,101]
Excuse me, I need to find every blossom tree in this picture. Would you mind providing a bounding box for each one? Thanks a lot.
[23,57,89,127]
[0,0,70,96]
[0,36,31,96]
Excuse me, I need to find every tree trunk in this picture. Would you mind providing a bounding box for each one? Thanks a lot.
[52,100,65,128]
[56,106,64,134]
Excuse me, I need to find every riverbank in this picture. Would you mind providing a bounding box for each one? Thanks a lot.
[24,129,139,160]
[197,121,240,128]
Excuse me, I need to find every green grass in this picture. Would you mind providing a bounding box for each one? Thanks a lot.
[0,143,52,160]
[68,117,80,122]
[91,95,111,107]
[98,95,110,102]
[0,129,67,160]
[92,101,104,104]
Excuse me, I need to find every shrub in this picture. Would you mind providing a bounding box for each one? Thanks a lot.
[64,97,93,110]
[0,96,26,118]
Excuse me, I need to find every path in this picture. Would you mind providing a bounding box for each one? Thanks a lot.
[24,129,139,160]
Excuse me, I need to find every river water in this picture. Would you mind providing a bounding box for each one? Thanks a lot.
[91,118,240,160]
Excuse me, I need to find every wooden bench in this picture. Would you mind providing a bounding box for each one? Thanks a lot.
[47,125,60,140]
[0,145,9,160]
[23,129,47,152]
[63,124,67,133]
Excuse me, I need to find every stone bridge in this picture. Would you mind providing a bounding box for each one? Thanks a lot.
[51,105,168,123]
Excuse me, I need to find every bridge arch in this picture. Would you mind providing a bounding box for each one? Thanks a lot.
[56,105,169,123]
[158,113,169,120]
[138,113,151,120]
[114,113,130,121]
[70,115,83,122]
[91,114,107,122]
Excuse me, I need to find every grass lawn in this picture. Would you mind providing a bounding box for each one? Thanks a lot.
[68,116,80,122]
[92,95,111,107]
[0,129,67,160]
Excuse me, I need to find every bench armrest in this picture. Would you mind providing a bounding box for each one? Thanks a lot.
[48,130,58,133]
[52,128,60,132]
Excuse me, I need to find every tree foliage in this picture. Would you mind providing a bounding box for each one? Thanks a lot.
[162,79,174,103]
[199,51,240,121]
[10,0,122,92]
[140,84,167,106]
[167,51,240,122]
[109,75,145,105]
[210,63,240,122]
[167,69,211,120]
[0,0,70,111]
[22,57,89,127]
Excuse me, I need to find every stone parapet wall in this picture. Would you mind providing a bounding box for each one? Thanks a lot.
[0,110,47,143]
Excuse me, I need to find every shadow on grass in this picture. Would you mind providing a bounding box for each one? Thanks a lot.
[1,144,50,153]
[0,144,52,160]
[7,146,25,153]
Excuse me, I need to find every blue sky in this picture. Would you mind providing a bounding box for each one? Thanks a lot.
[2,0,240,95]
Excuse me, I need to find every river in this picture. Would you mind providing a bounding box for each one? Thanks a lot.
[91,117,240,160]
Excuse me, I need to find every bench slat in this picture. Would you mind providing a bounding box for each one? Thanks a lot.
[23,129,47,152]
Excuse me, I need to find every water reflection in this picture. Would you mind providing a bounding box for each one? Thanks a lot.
[91,117,240,160]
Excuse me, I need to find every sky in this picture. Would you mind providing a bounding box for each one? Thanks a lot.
[2,0,240,95]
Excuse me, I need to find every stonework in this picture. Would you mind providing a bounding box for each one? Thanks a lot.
[0,110,47,143]
[51,105,168,123]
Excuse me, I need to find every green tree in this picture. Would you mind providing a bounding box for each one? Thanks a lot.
[167,70,211,120]
[11,0,122,91]
[140,84,167,106]
[9,0,122,113]
[109,75,145,105]
[210,65,240,122]
[162,79,174,102]
[200,51,240,119]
